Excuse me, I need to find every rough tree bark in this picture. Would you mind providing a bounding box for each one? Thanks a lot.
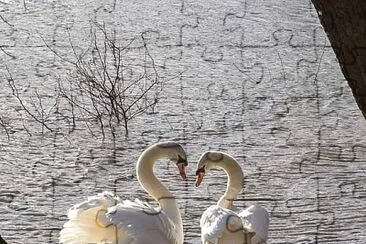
[311,0,366,118]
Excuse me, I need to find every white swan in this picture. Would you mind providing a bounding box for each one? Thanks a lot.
[59,141,188,244]
[195,151,269,244]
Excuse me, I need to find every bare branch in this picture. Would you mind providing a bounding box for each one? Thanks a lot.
[0,46,16,59]
[0,116,10,141]
[23,0,28,12]
[0,14,14,27]
[52,20,165,136]
[6,66,53,132]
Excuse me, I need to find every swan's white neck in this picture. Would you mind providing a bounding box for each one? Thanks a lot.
[215,155,244,209]
[136,145,183,241]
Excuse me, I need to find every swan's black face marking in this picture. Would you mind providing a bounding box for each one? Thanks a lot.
[176,155,188,180]
[206,152,224,162]
[176,155,188,166]
[195,166,206,176]
[195,167,205,187]
[157,142,187,164]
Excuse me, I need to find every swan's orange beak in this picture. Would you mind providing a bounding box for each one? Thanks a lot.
[177,163,187,180]
[195,171,205,187]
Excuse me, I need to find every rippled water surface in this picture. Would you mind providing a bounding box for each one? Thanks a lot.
[1,0,366,243]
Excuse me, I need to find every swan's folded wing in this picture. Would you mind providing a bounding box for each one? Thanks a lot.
[239,204,269,243]
[200,205,244,244]
[60,191,122,244]
[107,199,178,244]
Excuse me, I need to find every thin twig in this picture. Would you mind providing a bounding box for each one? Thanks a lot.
[0,46,16,59]
[23,0,28,12]
[6,67,53,132]
[0,116,10,141]
[0,14,14,27]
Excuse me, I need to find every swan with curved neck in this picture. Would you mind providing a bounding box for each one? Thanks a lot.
[60,141,188,244]
[195,151,269,244]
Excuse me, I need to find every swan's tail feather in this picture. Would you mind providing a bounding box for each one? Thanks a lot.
[59,191,121,244]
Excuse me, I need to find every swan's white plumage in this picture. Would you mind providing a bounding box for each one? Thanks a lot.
[60,192,181,244]
[200,204,268,244]
[59,191,122,244]
[200,205,244,244]
[60,142,187,244]
[239,205,269,242]
[196,151,269,244]
[108,198,179,244]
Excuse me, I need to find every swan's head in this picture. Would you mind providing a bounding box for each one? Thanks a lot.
[195,151,224,187]
[156,141,188,180]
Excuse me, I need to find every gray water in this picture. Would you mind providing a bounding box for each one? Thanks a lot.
[1,0,366,243]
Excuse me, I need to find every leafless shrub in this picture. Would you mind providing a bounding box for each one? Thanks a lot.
[6,21,164,138]
[56,22,163,137]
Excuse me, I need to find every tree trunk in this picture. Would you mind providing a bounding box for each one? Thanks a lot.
[311,0,366,118]
[0,235,7,244]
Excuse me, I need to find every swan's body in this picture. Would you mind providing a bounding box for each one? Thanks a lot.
[195,151,269,244]
[60,141,188,244]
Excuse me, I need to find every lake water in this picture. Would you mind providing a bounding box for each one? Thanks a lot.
[1,0,366,243]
